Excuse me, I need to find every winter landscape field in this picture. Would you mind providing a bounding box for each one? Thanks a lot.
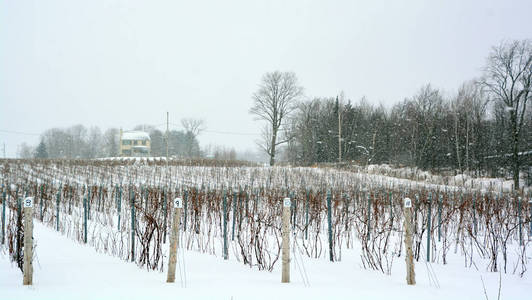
[2,1,532,300]
[1,159,530,300]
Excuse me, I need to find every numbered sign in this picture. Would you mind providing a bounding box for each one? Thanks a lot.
[404,198,412,208]
[173,198,183,208]
[283,198,291,207]
[24,197,34,208]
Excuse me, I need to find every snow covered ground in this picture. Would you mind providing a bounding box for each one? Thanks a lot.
[2,221,530,300]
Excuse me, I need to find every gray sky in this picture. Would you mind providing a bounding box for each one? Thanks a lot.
[1,0,531,157]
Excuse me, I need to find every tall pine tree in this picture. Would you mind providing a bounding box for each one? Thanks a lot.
[34,139,48,158]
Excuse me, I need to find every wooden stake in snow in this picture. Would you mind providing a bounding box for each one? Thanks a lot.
[167,197,182,283]
[23,197,34,285]
[282,197,291,283]
[403,197,415,285]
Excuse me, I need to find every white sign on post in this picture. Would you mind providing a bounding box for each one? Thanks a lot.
[404,198,412,208]
[173,198,183,208]
[283,198,291,207]
[24,197,34,208]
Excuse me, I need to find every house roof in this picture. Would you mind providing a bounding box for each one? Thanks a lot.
[122,131,150,141]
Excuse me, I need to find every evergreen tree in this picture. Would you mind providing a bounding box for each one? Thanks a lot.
[34,139,48,158]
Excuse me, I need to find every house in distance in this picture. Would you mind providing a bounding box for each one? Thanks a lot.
[119,129,151,157]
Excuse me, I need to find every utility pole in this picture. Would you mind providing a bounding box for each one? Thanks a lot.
[337,96,342,163]
[166,112,169,160]
[3,143,5,158]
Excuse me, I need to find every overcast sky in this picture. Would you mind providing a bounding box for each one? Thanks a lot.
[1,0,531,157]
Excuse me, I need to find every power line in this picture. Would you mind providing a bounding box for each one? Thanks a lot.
[1,126,260,137]
[169,123,257,136]
[204,130,258,136]
[0,129,40,136]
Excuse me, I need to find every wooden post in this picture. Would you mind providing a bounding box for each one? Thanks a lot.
[167,197,182,283]
[23,197,34,285]
[282,197,291,283]
[403,197,415,285]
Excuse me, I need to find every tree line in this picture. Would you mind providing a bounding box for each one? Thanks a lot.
[250,40,531,188]
[19,119,204,159]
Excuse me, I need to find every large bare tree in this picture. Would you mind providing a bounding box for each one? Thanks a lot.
[482,40,532,189]
[181,118,205,137]
[250,71,303,166]
[181,118,205,158]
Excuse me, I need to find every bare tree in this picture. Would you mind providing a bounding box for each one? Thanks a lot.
[250,71,303,166]
[85,126,103,158]
[181,118,205,158]
[482,40,532,189]
[103,128,120,157]
[17,143,34,159]
[181,118,205,136]
[452,81,489,175]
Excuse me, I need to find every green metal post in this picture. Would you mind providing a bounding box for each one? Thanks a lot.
[389,191,393,223]
[327,190,333,262]
[83,196,87,243]
[518,197,522,246]
[473,193,477,235]
[56,187,61,232]
[245,191,249,221]
[40,185,44,221]
[292,191,296,230]
[68,185,72,214]
[184,189,188,231]
[223,191,228,260]
[367,192,371,240]
[131,189,135,261]
[1,189,5,245]
[163,189,167,243]
[39,184,45,222]
[529,197,532,237]
[17,197,21,263]
[117,186,122,231]
[305,189,309,240]
[427,192,432,262]
[438,194,442,242]
[232,190,237,241]
[88,186,91,220]
[238,189,243,230]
